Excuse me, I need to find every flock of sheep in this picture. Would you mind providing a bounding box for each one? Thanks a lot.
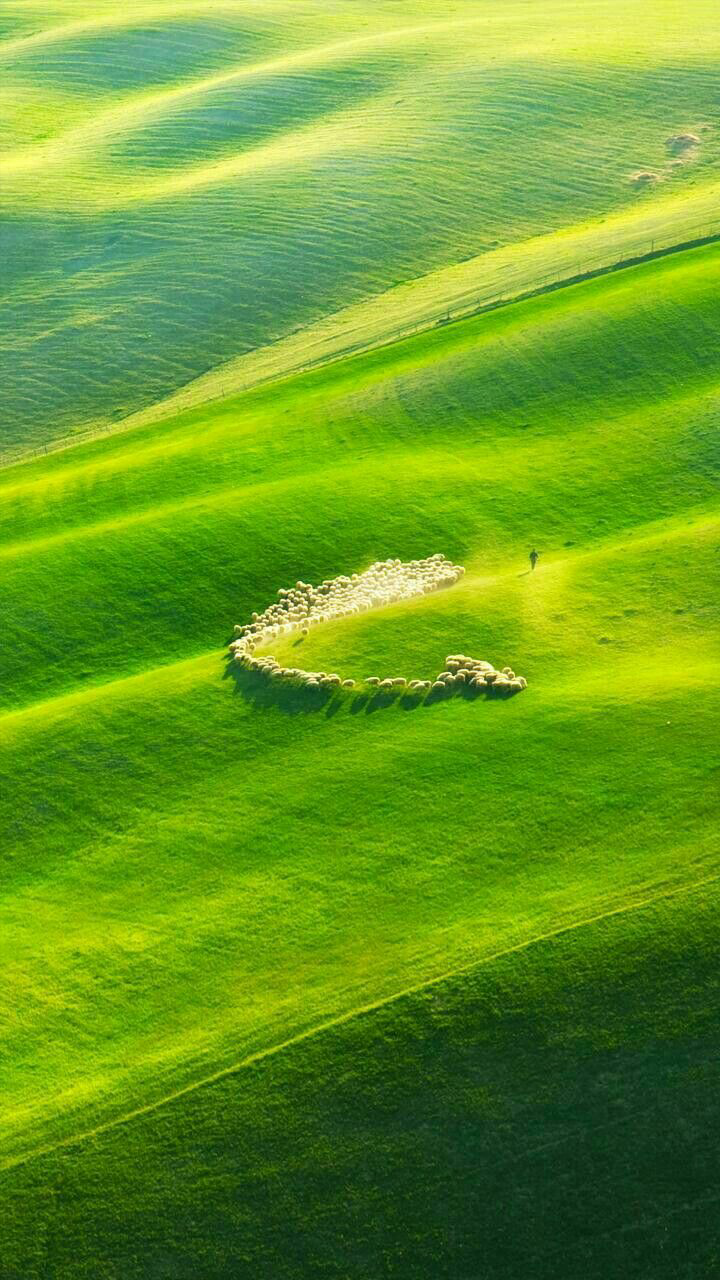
[228,554,527,699]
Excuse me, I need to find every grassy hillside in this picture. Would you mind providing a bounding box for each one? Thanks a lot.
[3,0,720,454]
[1,227,719,1272]
[4,881,720,1278]
[3,4,720,1269]
[2,239,719,703]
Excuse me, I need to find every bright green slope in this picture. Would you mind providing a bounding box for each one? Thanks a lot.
[0,240,719,1272]
[2,0,720,455]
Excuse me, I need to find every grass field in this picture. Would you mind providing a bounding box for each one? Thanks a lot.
[3,0,720,454]
[2,2,720,1276]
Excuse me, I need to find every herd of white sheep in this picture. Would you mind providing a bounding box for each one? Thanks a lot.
[228,554,527,698]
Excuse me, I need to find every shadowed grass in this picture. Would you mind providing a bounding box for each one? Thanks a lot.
[2,861,720,1278]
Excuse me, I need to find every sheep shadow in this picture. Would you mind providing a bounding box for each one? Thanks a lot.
[226,658,338,717]
[225,658,523,717]
[362,688,413,714]
[361,682,521,713]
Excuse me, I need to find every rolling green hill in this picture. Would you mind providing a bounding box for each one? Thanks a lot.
[1,226,719,1273]
[4,881,720,1278]
[2,0,720,455]
[2,2,720,1274]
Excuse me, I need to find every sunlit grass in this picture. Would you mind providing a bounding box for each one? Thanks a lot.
[2,6,719,1272]
[3,0,720,453]
[0,244,718,1187]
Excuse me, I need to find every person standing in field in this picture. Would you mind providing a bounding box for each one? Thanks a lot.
[529,548,540,571]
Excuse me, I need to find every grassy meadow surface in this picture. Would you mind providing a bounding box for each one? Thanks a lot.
[3,0,720,453]
[4,884,720,1278]
[2,2,720,1275]
[1,226,720,1273]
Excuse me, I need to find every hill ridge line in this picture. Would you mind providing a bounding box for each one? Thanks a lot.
[0,649,217,735]
[6,210,720,471]
[3,357,719,508]
[1,421,709,558]
[0,8,482,68]
[2,866,718,1176]
[0,5,241,59]
[0,466,299,561]
[0,14,486,173]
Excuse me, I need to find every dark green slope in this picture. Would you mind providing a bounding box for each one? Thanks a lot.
[3,881,720,1279]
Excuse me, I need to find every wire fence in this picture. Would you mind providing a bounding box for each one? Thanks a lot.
[410,217,720,331]
[8,215,720,469]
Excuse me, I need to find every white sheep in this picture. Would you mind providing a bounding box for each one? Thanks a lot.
[228,557,536,709]
[235,554,463,655]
